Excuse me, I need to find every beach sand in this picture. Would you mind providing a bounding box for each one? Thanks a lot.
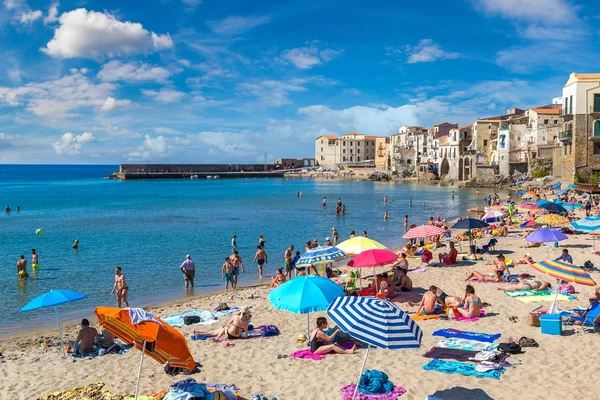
[1,229,599,400]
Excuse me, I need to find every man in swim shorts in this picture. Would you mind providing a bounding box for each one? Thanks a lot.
[253,245,268,279]
[230,251,244,286]
[284,245,294,280]
[414,286,444,315]
[222,257,236,291]
[31,248,39,271]
[16,255,28,279]
[179,254,196,290]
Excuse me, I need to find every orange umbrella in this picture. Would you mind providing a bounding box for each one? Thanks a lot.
[95,307,195,398]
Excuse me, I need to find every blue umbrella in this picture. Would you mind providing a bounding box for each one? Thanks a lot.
[536,200,552,206]
[556,189,568,196]
[327,296,422,399]
[567,184,578,190]
[296,246,347,266]
[538,202,567,214]
[526,228,569,259]
[20,290,87,358]
[451,218,489,252]
[553,182,562,190]
[268,275,344,337]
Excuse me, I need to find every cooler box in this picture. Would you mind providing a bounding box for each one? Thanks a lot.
[540,314,562,335]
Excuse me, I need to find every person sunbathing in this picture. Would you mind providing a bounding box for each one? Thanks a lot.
[457,284,482,318]
[392,253,409,269]
[412,286,444,315]
[454,232,468,242]
[498,223,509,237]
[513,253,535,265]
[497,280,552,291]
[486,254,508,275]
[437,242,458,265]
[309,317,356,355]
[270,268,286,289]
[194,308,252,340]
[409,285,462,308]
[464,270,504,282]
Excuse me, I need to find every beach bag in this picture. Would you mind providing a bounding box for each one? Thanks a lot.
[498,343,522,354]
[559,283,575,294]
[183,316,201,325]
[583,261,594,270]
[527,313,541,327]
[518,337,538,348]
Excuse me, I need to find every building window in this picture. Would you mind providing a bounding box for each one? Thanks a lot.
[343,141,346,146]
[321,147,323,152]
[343,156,346,162]
[570,95,573,114]
[594,94,600,113]
[357,156,361,161]
[594,120,600,137]
[357,149,360,154]
[544,119,549,125]
[343,149,346,154]
[350,156,353,162]
[564,97,568,114]
[321,140,323,144]
[554,120,558,124]
[594,143,600,155]
[321,155,324,160]
[350,149,353,154]
[483,140,488,147]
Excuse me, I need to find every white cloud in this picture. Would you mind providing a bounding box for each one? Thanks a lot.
[474,0,575,24]
[43,8,174,59]
[97,60,173,83]
[3,0,21,11]
[0,71,116,117]
[238,79,308,107]
[206,15,271,36]
[0,132,15,140]
[405,39,459,64]
[188,131,257,156]
[43,2,59,25]
[52,131,95,155]
[182,0,202,10]
[99,121,141,138]
[142,88,186,103]
[100,96,132,112]
[128,135,173,159]
[280,41,342,69]
[19,10,42,23]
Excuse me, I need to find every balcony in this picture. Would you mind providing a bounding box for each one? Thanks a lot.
[558,130,572,143]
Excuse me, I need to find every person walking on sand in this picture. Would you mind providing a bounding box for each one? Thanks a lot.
[230,251,244,286]
[110,266,129,308]
[253,245,268,279]
[31,249,39,271]
[180,254,196,290]
[16,255,28,279]
[222,257,236,291]
[284,245,294,280]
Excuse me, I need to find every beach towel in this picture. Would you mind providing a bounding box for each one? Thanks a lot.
[162,309,218,327]
[357,370,394,395]
[192,324,279,341]
[517,294,576,303]
[341,384,407,400]
[436,338,498,352]
[290,341,355,360]
[432,328,501,343]
[422,359,506,380]
[422,347,479,362]
[408,268,428,273]
[411,309,485,322]
[504,290,554,297]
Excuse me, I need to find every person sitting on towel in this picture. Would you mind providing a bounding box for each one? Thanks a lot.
[413,286,444,315]
[309,317,356,355]
[456,285,482,318]
[194,307,252,340]
[464,269,504,282]
[486,254,508,276]
[66,318,99,354]
[497,280,552,292]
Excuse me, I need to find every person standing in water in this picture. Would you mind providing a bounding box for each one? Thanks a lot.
[17,255,28,279]
[231,235,237,253]
[403,215,409,232]
[179,254,195,290]
[409,198,412,207]
[72,239,79,250]
[253,245,268,279]
[111,266,129,308]
[332,227,339,244]
[31,249,39,271]
[452,191,455,199]
[230,251,244,286]
[323,197,327,207]
[258,235,266,248]
[384,210,389,220]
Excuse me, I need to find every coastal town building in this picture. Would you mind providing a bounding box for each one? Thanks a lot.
[315,132,378,168]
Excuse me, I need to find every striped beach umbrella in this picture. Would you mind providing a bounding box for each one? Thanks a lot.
[530,260,596,314]
[336,237,386,255]
[327,296,422,399]
[403,225,446,240]
[295,245,347,266]
[519,203,540,210]
[483,210,505,222]
[571,216,600,251]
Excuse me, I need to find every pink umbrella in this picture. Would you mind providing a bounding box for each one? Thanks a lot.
[520,203,540,210]
[403,225,446,239]
[347,249,399,293]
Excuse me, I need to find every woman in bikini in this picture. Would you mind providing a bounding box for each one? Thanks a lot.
[498,280,552,292]
[270,268,286,289]
[430,285,462,307]
[464,269,504,282]
[513,253,535,265]
[457,285,482,318]
[194,308,252,340]
[309,317,355,355]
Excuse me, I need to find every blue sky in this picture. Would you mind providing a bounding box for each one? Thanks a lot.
[0,0,598,163]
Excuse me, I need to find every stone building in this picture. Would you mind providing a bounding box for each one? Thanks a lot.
[315,132,378,168]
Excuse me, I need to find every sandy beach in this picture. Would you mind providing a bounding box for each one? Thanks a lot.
[2,217,599,400]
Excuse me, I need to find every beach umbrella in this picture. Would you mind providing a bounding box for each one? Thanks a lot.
[451,218,489,253]
[402,225,446,240]
[520,220,537,228]
[327,296,422,400]
[347,249,399,293]
[295,246,347,266]
[268,275,344,337]
[530,260,596,313]
[483,210,505,222]
[553,182,562,191]
[336,237,386,255]
[95,307,195,399]
[567,184,578,190]
[526,228,569,258]
[556,189,568,196]
[535,214,570,226]
[571,216,600,251]
[519,203,540,210]
[564,202,583,208]
[539,202,568,214]
[20,290,87,358]
[536,200,552,206]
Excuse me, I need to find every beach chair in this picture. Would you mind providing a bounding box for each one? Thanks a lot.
[344,270,358,292]
[561,301,600,335]
[421,249,433,267]
[481,238,498,253]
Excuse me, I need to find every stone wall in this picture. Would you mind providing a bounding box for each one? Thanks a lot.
[120,164,279,173]
[473,165,498,184]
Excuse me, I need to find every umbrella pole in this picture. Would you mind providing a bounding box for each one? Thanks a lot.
[307,312,310,339]
[135,340,146,400]
[54,306,66,359]
[549,280,561,314]
[373,267,377,294]
[352,344,371,400]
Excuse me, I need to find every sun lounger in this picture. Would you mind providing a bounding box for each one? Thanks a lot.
[560,301,600,334]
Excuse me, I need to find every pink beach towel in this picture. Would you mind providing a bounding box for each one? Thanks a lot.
[290,341,355,360]
[453,309,486,322]
[341,384,407,400]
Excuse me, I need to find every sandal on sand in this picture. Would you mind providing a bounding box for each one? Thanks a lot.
[277,354,288,359]
[509,316,519,323]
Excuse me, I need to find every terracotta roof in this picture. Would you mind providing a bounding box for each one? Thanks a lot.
[530,108,561,115]
[565,73,600,86]
[364,136,377,140]
[459,124,473,130]
[322,135,339,140]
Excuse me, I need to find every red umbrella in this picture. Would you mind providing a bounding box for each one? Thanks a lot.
[347,249,399,293]
[403,225,446,239]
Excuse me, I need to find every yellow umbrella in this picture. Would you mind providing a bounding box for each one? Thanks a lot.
[535,214,569,226]
[336,237,386,256]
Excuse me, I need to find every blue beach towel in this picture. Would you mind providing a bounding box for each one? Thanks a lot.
[432,328,501,343]
[422,359,506,380]
[436,338,498,352]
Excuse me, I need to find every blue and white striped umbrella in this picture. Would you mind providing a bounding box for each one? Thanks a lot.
[327,296,422,349]
[327,296,422,399]
[296,246,347,266]
[571,216,600,232]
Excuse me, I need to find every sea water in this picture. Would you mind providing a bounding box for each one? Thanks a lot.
[0,165,481,336]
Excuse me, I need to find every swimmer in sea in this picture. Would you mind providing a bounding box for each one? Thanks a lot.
[409,198,412,207]
[323,197,327,207]
[31,248,39,271]
[72,239,79,250]
[384,210,389,220]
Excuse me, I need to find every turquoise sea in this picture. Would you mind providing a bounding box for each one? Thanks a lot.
[0,165,482,336]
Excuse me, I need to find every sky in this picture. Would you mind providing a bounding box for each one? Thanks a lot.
[0,0,598,164]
